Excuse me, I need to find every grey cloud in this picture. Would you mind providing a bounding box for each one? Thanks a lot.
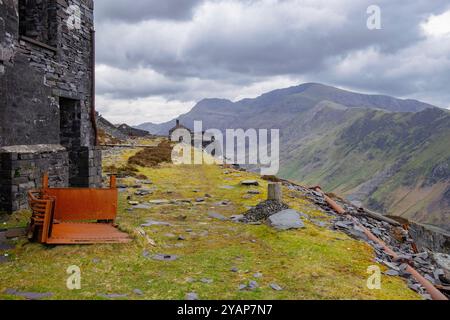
[94,0,450,118]
[94,0,204,22]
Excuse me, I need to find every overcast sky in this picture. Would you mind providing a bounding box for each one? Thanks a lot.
[94,0,450,125]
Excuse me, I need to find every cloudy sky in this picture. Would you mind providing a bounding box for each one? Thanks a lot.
[94,0,450,125]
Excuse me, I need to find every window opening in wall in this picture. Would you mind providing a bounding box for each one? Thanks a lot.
[19,0,58,48]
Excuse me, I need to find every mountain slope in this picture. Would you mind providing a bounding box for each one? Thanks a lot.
[280,107,450,229]
[136,83,450,229]
[138,83,435,135]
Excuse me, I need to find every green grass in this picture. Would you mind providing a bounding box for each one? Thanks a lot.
[0,147,421,300]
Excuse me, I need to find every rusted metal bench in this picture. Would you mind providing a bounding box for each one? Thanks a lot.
[28,174,131,245]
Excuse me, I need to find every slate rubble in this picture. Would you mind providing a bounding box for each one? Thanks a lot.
[286,182,449,299]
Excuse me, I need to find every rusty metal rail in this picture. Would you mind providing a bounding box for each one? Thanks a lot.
[313,186,448,301]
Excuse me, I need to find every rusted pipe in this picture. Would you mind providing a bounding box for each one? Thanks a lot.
[90,28,98,146]
[312,186,346,214]
[362,208,402,227]
[313,187,448,301]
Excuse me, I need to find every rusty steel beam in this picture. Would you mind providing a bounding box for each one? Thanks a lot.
[313,187,448,301]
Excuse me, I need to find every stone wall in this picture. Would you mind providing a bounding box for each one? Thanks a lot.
[68,147,102,187]
[0,0,101,213]
[0,145,69,212]
[409,222,450,254]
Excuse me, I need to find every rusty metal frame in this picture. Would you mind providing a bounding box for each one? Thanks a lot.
[28,174,131,245]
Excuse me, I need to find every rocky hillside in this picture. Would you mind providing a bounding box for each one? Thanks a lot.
[0,143,429,300]
[135,83,450,230]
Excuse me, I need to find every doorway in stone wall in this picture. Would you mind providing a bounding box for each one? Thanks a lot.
[59,97,86,187]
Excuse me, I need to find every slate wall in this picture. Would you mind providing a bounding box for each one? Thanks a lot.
[0,0,101,213]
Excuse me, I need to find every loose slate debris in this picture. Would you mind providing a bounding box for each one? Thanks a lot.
[269,283,283,291]
[149,199,171,205]
[243,200,289,222]
[220,186,235,190]
[267,210,306,231]
[141,220,172,227]
[135,189,153,196]
[286,182,447,299]
[208,212,229,221]
[239,281,259,291]
[5,228,26,239]
[0,255,9,264]
[133,204,151,210]
[98,293,129,299]
[133,289,144,296]
[310,219,328,228]
[4,289,53,300]
[201,278,214,284]
[151,254,179,262]
[230,215,245,223]
[433,253,450,283]
[385,270,400,277]
[186,292,199,300]
[238,284,248,291]
[241,180,260,186]
[0,242,15,251]
[248,281,259,290]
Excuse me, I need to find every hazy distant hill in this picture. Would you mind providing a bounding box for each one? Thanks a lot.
[136,83,450,229]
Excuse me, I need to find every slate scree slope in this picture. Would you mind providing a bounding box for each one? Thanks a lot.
[0,0,102,212]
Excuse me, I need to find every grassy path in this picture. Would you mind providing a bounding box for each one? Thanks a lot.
[0,148,420,300]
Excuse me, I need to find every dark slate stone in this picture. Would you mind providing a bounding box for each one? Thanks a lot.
[186,292,199,300]
[238,284,248,291]
[334,221,353,230]
[267,210,305,231]
[0,242,15,251]
[133,289,144,296]
[220,186,235,190]
[201,278,213,284]
[208,212,228,221]
[231,215,245,223]
[248,281,259,290]
[241,180,260,186]
[269,283,283,291]
[98,293,129,299]
[5,228,26,239]
[4,289,53,300]
[141,220,172,227]
[0,255,9,264]
[385,270,400,277]
[151,254,179,262]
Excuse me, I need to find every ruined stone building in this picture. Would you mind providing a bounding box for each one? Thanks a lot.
[0,0,102,213]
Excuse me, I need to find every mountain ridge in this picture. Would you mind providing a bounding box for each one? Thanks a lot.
[134,83,450,229]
